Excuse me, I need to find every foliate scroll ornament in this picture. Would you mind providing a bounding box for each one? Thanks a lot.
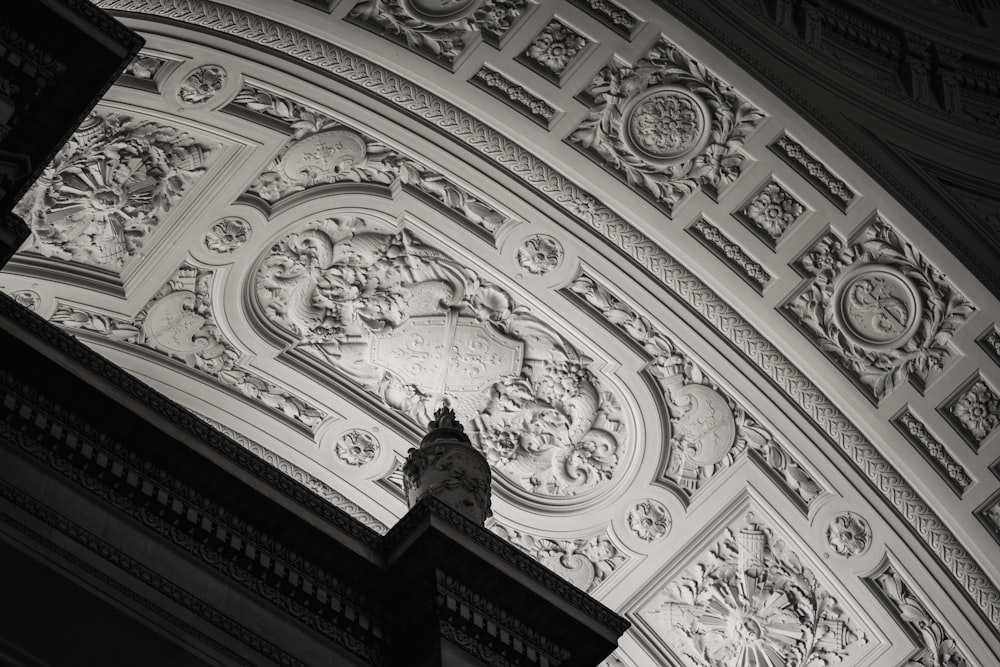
[335,429,380,466]
[492,524,627,593]
[51,265,326,429]
[738,181,804,244]
[825,512,871,558]
[122,54,166,80]
[570,274,822,504]
[472,67,556,123]
[786,218,975,402]
[254,217,627,497]
[234,85,510,235]
[870,566,968,667]
[177,65,227,105]
[895,409,971,492]
[569,39,764,215]
[349,0,526,65]
[948,379,1000,445]
[640,518,867,667]
[524,20,587,76]
[628,499,671,542]
[516,235,563,275]
[14,111,213,270]
[203,217,249,253]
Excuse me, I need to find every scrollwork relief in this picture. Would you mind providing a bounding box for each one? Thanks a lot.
[786,217,974,402]
[14,110,213,270]
[570,274,822,505]
[640,517,867,666]
[232,84,510,236]
[491,524,627,593]
[254,217,627,497]
[569,39,764,214]
[51,265,325,429]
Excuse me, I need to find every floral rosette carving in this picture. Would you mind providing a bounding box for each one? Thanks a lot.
[254,216,627,497]
[950,379,1000,443]
[628,499,671,542]
[825,513,871,558]
[234,85,509,235]
[786,218,975,402]
[15,111,212,270]
[177,65,227,105]
[525,21,587,76]
[492,524,627,593]
[569,39,764,215]
[741,181,804,242]
[517,235,563,275]
[204,217,250,253]
[641,520,866,666]
[51,265,325,429]
[335,429,380,465]
[349,0,526,64]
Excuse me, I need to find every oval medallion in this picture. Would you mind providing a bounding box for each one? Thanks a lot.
[280,129,367,182]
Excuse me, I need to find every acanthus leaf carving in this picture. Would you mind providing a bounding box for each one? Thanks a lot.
[14,110,214,270]
[51,264,326,430]
[569,39,764,215]
[254,217,628,498]
[640,516,868,667]
[570,274,822,505]
[786,217,975,403]
[232,84,511,236]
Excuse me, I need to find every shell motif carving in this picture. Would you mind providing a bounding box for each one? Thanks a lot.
[253,216,628,498]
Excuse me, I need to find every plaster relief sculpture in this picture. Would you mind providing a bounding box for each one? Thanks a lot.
[203,217,249,254]
[628,499,671,542]
[570,274,822,505]
[472,66,556,124]
[737,181,804,245]
[234,85,511,236]
[786,217,974,402]
[254,217,627,497]
[177,65,227,105]
[15,111,213,270]
[825,512,871,558]
[516,235,563,275]
[948,378,1000,446]
[335,429,380,466]
[122,54,166,80]
[52,265,325,429]
[524,20,587,77]
[8,290,40,311]
[640,517,867,666]
[570,39,764,214]
[349,0,526,65]
[869,565,968,666]
[492,524,627,593]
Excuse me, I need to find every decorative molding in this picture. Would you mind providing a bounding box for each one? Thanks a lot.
[491,523,627,593]
[521,19,587,80]
[471,66,556,125]
[87,0,1000,632]
[51,264,327,430]
[569,38,764,215]
[14,110,214,270]
[627,499,671,542]
[943,375,1000,449]
[825,512,871,558]
[868,563,969,667]
[687,217,770,292]
[734,179,805,248]
[177,64,227,105]
[254,216,627,498]
[230,83,512,237]
[566,0,639,38]
[347,0,527,67]
[979,327,1000,368]
[193,413,388,533]
[640,516,868,666]
[570,274,821,505]
[516,234,563,275]
[203,216,249,253]
[786,216,974,403]
[769,133,856,211]
[335,429,380,466]
[893,408,972,494]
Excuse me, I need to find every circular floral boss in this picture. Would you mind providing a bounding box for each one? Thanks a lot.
[620,85,712,167]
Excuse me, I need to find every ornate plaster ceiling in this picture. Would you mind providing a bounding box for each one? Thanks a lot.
[3,0,1000,664]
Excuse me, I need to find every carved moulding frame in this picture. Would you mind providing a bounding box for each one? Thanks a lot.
[623,487,885,667]
[90,0,1000,633]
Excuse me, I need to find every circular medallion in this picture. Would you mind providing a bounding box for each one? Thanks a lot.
[516,235,563,275]
[674,384,736,467]
[335,430,380,466]
[627,499,672,542]
[400,0,482,25]
[835,265,922,351]
[280,129,367,181]
[620,85,711,166]
[177,65,227,105]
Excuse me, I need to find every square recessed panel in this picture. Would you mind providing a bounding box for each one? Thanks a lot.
[940,373,1000,451]
[517,18,590,84]
[733,177,806,249]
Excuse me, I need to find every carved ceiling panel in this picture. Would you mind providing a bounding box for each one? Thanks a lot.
[3,0,1000,664]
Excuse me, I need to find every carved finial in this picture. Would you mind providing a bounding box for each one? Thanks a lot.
[429,404,463,433]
